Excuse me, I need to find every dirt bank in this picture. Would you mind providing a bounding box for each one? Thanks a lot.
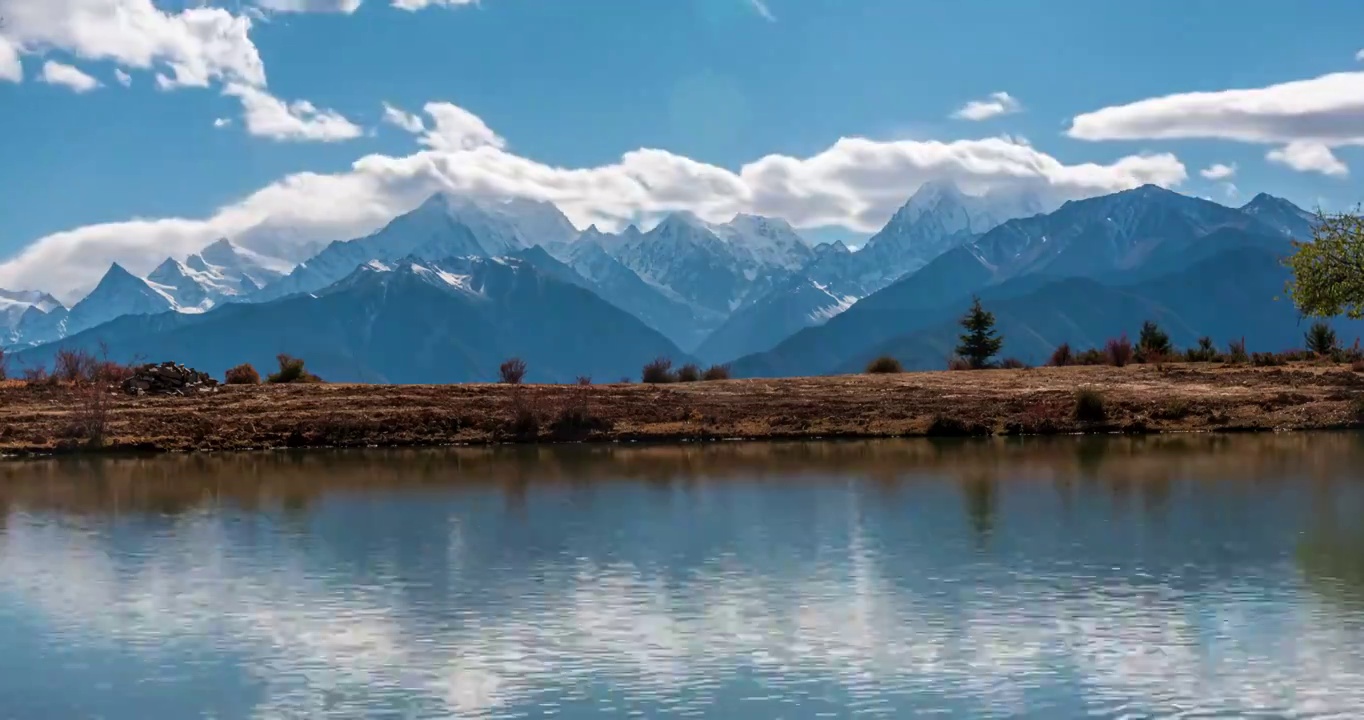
[1,363,1362,456]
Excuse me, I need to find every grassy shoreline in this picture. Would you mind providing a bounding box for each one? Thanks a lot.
[1,363,1363,457]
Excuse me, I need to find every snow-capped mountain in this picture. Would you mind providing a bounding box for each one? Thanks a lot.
[0,289,63,334]
[855,180,1049,287]
[710,214,815,271]
[146,239,291,311]
[65,264,180,337]
[254,193,579,301]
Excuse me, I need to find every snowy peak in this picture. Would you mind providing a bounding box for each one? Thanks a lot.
[62,263,178,338]
[711,213,814,270]
[1240,193,1317,239]
[146,238,288,311]
[0,288,65,343]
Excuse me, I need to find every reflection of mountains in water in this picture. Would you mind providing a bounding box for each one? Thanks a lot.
[1,434,1361,517]
[3,435,1364,718]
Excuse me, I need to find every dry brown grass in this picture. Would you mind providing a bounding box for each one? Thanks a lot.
[1,363,1362,455]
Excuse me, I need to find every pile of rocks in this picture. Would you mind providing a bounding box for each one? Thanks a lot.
[121,362,220,396]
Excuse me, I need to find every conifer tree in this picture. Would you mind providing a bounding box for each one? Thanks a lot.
[956,296,1003,369]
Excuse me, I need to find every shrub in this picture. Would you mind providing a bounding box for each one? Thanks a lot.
[21,364,49,385]
[499,358,527,384]
[1048,343,1073,367]
[54,348,97,383]
[1074,388,1107,423]
[1305,321,1339,357]
[702,364,731,381]
[866,356,903,374]
[508,403,539,439]
[0,347,6,381]
[1186,336,1218,363]
[72,383,112,449]
[946,356,972,371]
[1252,351,1286,367]
[1104,334,1133,367]
[575,375,592,386]
[1075,348,1106,366]
[225,363,261,385]
[1353,358,1364,373]
[676,363,701,382]
[1000,357,1029,369]
[267,354,322,384]
[1227,337,1249,364]
[549,403,612,440]
[642,357,677,384]
[1136,320,1172,362]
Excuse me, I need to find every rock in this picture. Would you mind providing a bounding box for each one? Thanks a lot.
[121,361,220,397]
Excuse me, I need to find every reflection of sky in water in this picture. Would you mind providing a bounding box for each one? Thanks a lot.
[1,453,1364,718]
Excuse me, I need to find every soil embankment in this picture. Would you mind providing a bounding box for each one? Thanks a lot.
[1,364,1362,455]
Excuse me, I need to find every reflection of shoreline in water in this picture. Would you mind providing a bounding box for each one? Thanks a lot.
[2,433,1362,518]
[1,435,1363,718]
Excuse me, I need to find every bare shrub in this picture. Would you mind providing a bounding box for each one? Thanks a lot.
[1000,357,1029,370]
[1048,343,1073,367]
[54,348,97,383]
[267,354,323,384]
[1352,359,1364,373]
[549,403,612,440]
[866,356,903,374]
[507,396,540,439]
[225,363,261,385]
[702,364,731,381]
[21,364,49,385]
[575,375,592,386]
[71,383,112,449]
[499,358,528,384]
[642,357,677,384]
[1226,337,1249,364]
[946,356,971,371]
[676,363,702,383]
[1074,388,1107,423]
[0,347,6,381]
[1104,334,1133,367]
[1252,351,1286,367]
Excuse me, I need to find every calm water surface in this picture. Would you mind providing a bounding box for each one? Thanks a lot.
[3,436,1364,719]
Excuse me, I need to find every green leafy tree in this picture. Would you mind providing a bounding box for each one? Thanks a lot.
[955,296,1003,369]
[1286,209,1364,318]
[1137,320,1172,359]
[1305,321,1339,356]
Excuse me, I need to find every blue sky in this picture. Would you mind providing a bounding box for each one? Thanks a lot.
[2,0,1363,296]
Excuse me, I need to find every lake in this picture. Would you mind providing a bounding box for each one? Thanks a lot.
[2,436,1364,719]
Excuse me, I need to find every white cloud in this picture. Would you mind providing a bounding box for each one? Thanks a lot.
[390,0,479,10]
[38,60,101,92]
[419,102,505,151]
[1199,162,1237,180]
[254,0,364,12]
[0,0,266,90]
[1266,142,1348,177]
[382,102,426,134]
[0,100,1187,301]
[748,0,776,22]
[1068,70,1364,176]
[1357,49,1364,62]
[1221,182,1239,199]
[0,37,22,83]
[223,83,363,142]
[113,68,132,87]
[214,117,232,128]
[952,92,1022,121]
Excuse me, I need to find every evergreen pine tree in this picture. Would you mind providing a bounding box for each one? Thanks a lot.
[1305,321,1339,356]
[956,296,1003,369]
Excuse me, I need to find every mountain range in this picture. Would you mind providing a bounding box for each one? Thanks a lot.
[1,182,1336,384]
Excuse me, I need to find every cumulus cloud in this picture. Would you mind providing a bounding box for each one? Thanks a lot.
[38,60,101,92]
[214,117,232,128]
[113,68,132,87]
[223,83,363,142]
[1357,49,1364,62]
[1068,70,1364,175]
[382,102,426,134]
[1266,142,1348,177]
[1199,163,1236,180]
[0,37,22,83]
[952,92,1022,121]
[0,0,266,89]
[0,100,1187,300]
